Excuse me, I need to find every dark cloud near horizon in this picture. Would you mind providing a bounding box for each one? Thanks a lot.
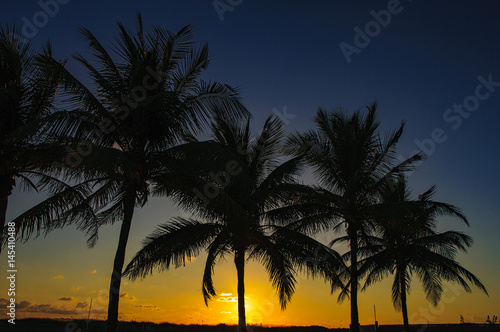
[58,297,75,301]
[75,302,89,309]
[119,293,137,301]
[0,298,105,316]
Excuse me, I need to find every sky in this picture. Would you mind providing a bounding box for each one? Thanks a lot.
[1,0,499,328]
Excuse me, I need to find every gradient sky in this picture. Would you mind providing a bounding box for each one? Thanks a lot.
[1,0,499,328]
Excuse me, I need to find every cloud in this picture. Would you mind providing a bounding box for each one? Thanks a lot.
[0,299,106,317]
[71,286,83,291]
[75,302,88,309]
[18,301,32,310]
[119,293,137,301]
[217,296,238,303]
[220,293,233,296]
[0,299,34,310]
[58,297,75,302]
[53,275,64,279]
[134,304,162,311]
[91,269,97,274]
[91,290,108,301]
[217,295,249,303]
[221,311,232,314]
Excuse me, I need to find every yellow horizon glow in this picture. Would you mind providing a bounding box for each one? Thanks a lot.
[1,249,497,328]
[1,196,497,328]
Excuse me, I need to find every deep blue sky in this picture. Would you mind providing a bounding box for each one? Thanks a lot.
[1,0,499,326]
[4,0,495,233]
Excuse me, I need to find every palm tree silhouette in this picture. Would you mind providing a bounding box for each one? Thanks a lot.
[124,115,344,332]
[0,24,80,252]
[284,103,422,332]
[352,176,488,332]
[16,14,248,332]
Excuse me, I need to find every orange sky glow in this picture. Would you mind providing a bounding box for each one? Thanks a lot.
[1,197,498,329]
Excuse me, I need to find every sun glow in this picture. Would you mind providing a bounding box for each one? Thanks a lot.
[214,293,265,324]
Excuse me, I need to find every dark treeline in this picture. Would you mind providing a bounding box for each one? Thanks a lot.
[0,319,498,332]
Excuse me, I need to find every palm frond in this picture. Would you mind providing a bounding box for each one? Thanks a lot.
[248,231,296,310]
[6,179,97,243]
[124,218,222,280]
[202,231,231,304]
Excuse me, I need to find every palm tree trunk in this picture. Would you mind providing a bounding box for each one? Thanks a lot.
[106,189,136,332]
[400,268,410,332]
[235,248,247,332]
[349,229,360,332]
[0,194,8,255]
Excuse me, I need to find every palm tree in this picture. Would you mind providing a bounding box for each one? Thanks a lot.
[124,116,344,332]
[0,24,80,252]
[284,103,422,332]
[10,14,248,332]
[352,176,488,332]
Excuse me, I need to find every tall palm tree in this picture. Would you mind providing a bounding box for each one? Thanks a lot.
[284,103,422,332]
[0,24,80,252]
[352,176,488,332]
[10,14,248,332]
[124,116,344,332]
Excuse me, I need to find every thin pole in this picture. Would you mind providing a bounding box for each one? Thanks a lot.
[86,298,93,332]
[374,304,377,322]
[88,298,93,320]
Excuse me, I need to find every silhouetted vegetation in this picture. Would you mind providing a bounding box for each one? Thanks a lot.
[124,115,344,332]
[352,176,488,331]
[282,104,422,332]
[2,319,500,332]
[0,13,490,332]
[4,13,247,332]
